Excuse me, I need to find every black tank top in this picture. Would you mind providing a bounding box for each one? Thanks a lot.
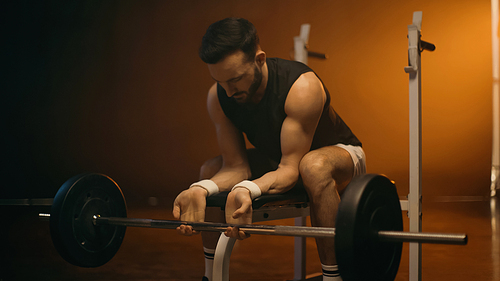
[217,58,361,162]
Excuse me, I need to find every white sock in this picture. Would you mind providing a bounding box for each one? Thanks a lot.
[204,247,216,281]
[322,264,342,281]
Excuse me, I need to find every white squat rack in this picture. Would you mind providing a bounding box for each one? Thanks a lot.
[404,11,436,281]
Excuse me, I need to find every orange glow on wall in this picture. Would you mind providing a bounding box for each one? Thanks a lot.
[3,1,493,202]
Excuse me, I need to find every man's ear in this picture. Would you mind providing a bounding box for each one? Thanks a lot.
[255,50,266,66]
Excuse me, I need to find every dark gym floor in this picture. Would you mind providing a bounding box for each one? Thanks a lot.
[1,196,498,281]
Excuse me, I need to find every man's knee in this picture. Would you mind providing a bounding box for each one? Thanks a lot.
[299,151,332,182]
[299,148,354,191]
[200,155,223,179]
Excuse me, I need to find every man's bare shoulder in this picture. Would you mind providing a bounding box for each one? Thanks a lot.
[208,83,218,98]
[207,82,226,123]
[285,72,326,116]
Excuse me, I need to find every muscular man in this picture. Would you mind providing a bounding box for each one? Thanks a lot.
[172,18,366,281]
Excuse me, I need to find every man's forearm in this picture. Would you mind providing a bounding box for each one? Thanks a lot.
[252,165,300,195]
[210,165,252,192]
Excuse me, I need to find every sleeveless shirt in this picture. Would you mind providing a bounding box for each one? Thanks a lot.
[217,58,361,162]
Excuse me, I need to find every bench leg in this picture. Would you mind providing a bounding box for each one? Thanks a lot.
[212,234,236,281]
[293,216,307,280]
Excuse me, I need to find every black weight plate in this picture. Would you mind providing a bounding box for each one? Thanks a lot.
[50,173,127,267]
[335,174,403,281]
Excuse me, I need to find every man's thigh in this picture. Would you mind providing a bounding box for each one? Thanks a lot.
[303,145,354,176]
[300,144,366,191]
[333,144,366,177]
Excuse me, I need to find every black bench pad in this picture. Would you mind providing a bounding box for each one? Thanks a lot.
[206,185,309,210]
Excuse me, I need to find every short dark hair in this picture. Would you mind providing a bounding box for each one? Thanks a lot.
[199,17,259,64]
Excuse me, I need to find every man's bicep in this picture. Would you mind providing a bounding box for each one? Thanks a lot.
[279,116,316,167]
[279,74,325,166]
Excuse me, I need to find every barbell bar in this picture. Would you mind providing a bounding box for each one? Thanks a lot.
[45,173,468,281]
[40,214,467,244]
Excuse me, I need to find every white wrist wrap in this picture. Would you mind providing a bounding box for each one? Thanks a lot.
[190,180,219,197]
[231,180,262,200]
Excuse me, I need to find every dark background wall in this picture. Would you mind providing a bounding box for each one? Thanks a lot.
[2,0,493,206]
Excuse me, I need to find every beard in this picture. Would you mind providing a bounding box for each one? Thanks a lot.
[231,65,263,105]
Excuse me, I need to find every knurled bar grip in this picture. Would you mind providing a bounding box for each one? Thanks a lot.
[94,217,335,238]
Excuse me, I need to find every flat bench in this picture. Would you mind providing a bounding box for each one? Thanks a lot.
[206,185,319,281]
[206,185,310,222]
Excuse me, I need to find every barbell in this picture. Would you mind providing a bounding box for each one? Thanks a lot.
[43,173,467,281]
